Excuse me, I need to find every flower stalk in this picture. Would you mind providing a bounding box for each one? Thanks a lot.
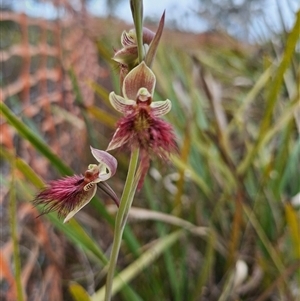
[104,148,140,301]
[130,0,144,63]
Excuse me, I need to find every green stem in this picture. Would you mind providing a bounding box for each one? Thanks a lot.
[130,0,144,63]
[9,158,25,301]
[104,148,140,301]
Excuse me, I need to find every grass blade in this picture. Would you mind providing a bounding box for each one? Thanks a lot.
[238,10,300,175]
[9,158,25,301]
[91,230,184,301]
[69,283,92,301]
[0,102,72,175]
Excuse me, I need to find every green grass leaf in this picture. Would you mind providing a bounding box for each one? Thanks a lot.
[69,283,92,301]
[91,230,184,301]
[0,102,72,175]
[238,10,300,175]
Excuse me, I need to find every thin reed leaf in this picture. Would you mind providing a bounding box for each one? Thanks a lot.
[192,233,216,300]
[226,65,274,134]
[284,203,300,260]
[279,137,300,195]
[86,105,117,129]
[51,105,85,129]
[0,102,72,175]
[9,159,24,301]
[174,127,191,215]
[171,155,211,198]
[92,230,184,301]
[69,283,92,301]
[52,218,109,264]
[106,205,226,255]
[87,81,110,105]
[261,96,299,147]
[243,205,285,273]
[255,261,300,301]
[144,178,182,301]
[238,10,300,175]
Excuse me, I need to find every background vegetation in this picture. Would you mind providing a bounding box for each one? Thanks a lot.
[1,1,299,300]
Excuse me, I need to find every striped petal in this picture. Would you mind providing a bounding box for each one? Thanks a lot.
[123,62,156,100]
[106,128,131,151]
[150,99,172,117]
[121,28,155,47]
[90,146,118,181]
[109,92,136,114]
[121,30,136,47]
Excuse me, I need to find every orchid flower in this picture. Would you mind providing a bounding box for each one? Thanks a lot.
[33,147,118,223]
[113,27,155,66]
[107,61,176,187]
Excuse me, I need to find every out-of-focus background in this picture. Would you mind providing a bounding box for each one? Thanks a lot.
[1,1,299,300]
